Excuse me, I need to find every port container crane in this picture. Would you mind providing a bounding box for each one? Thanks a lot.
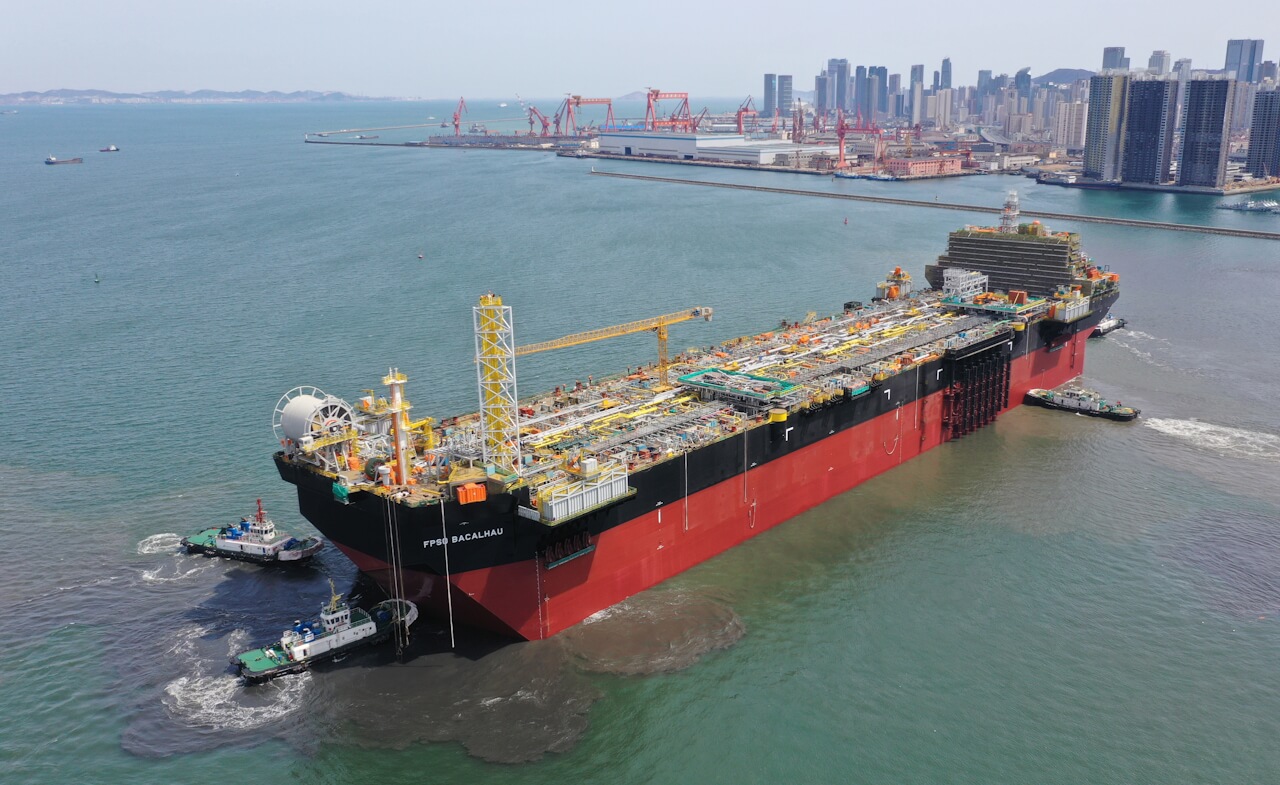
[515,306,714,388]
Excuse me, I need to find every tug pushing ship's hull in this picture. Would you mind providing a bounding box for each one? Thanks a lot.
[273,193,1124,640]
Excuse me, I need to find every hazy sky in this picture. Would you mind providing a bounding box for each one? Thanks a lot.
[6,0,1276,97]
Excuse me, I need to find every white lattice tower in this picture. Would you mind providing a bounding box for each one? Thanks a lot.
[999,190,1020,233]
[943,268,988,300]
[474,293,521,474]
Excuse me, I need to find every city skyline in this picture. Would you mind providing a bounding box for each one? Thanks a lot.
[3,0,1278,97]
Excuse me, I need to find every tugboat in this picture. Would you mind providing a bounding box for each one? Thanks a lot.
[233,582,418,684]
[182,499,323,563]
[1025,387,1139,421]
[99,145,120,152]
[1090,313,1127,338]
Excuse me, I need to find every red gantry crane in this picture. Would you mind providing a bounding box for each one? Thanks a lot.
[452,97,468,136]
[571,96,615,132]
[552,95,618,136]
[644,89,694,132]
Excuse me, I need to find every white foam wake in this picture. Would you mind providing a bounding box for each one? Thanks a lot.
[141,558,217,583]
[1107,334,1170,370]
[1124,330,1167,343]
[1145,418,1280,463]
[163,672,310,730]
[166,625,206,658]
[137,533,183,554]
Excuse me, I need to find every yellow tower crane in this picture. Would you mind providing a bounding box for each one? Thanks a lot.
[515,306,713,388]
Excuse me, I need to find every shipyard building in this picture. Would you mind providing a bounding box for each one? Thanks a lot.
[597,132,836,166]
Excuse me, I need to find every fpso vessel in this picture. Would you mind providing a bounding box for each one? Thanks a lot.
[273,193,1121,640]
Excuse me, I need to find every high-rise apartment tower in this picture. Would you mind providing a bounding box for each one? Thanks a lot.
[1179,78,1236,187]
[1083,73,1130,180]
[1246,88,1280,178]
[1122,78,1177,184]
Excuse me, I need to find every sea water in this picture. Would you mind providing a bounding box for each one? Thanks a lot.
[2,102,1279,783]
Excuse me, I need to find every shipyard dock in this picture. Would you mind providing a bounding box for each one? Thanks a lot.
[589,170,1280,242]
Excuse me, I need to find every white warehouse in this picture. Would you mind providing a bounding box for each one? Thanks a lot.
[597,131,836,167]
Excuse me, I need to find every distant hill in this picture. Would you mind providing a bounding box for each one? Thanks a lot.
[0,89,404,105]
[1034,68,1094,85]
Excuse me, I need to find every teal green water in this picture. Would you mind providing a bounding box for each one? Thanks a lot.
[3,102,1280,783]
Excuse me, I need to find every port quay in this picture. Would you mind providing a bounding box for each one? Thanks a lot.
[589,171,1280,241]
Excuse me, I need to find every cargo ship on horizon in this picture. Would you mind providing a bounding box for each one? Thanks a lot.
[272,192,1121,641]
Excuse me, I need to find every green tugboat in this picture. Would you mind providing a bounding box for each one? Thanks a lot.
[234,581,418,684]
[1025,387,1139,422]
[182,499,323,563]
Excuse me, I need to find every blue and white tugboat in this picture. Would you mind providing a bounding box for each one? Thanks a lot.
[233,582,418,683]
[182,499,323,563]
[1090,313,1127,338]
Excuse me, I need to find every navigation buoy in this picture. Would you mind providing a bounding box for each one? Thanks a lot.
[843,217,848,225]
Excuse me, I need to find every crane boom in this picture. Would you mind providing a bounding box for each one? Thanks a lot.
[516,307,713,387]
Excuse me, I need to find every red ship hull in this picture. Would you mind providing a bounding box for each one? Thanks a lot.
[325,329,1088,640]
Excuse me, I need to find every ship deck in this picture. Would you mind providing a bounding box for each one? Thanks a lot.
[237,645,289,674]
[302,285,1100,510]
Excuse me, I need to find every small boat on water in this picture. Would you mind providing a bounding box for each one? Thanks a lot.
[355,134,379,140]
[182,499,323,563]
[233,582,418,684]
[99,145,119,152]
[1025,388,1139,421]
[1090,314,1127,338]
[45,156,83,165]
[1216,199,1280,214]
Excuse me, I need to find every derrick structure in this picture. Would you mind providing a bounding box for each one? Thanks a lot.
[474,294,520,474]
